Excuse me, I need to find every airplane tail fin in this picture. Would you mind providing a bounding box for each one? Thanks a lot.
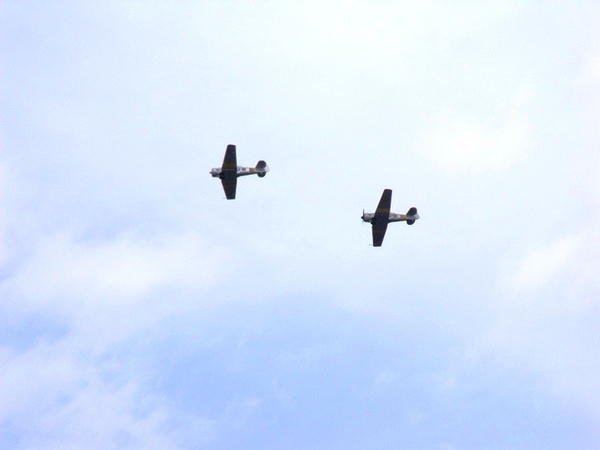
[406,207,419,225]
[256,160,269,177]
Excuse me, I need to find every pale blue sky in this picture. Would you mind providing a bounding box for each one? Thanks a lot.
[2,1,600,449]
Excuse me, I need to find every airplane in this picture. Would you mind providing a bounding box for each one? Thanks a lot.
[361,189,419,247]
[210,144,269,199]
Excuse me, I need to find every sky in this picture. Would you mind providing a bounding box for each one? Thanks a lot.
[2,1,600,449]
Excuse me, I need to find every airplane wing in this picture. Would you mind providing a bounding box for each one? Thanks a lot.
[371,189,392,246]
[372,223,388,247]
[375,189,392,215]
[219,145,237,199]
[222,144,237,171]
[221,177,237,200]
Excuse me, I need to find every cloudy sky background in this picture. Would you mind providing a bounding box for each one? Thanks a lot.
[2,1,600,448]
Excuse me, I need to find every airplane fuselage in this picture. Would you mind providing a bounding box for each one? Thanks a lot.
[361,212,419,223]
[210,166,261,178]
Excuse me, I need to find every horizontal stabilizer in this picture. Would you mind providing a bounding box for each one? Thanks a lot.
[256,160,269,177]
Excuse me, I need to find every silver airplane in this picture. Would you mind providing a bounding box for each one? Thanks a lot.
[361,189,419,247]
[210,144,269,199]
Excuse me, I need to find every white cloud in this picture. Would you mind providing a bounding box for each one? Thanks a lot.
[0,232,234,357]
[4,233,230,311]
[0,161,7,268]
[582,55,600,82]
[317,1,524,57]
[511,235,579,288]
[5,1,600,446]
[0,227,241,448]
[419,90,533,176]
[0,342,216,449]
[476,224,600,419]
[105,0,526,87]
